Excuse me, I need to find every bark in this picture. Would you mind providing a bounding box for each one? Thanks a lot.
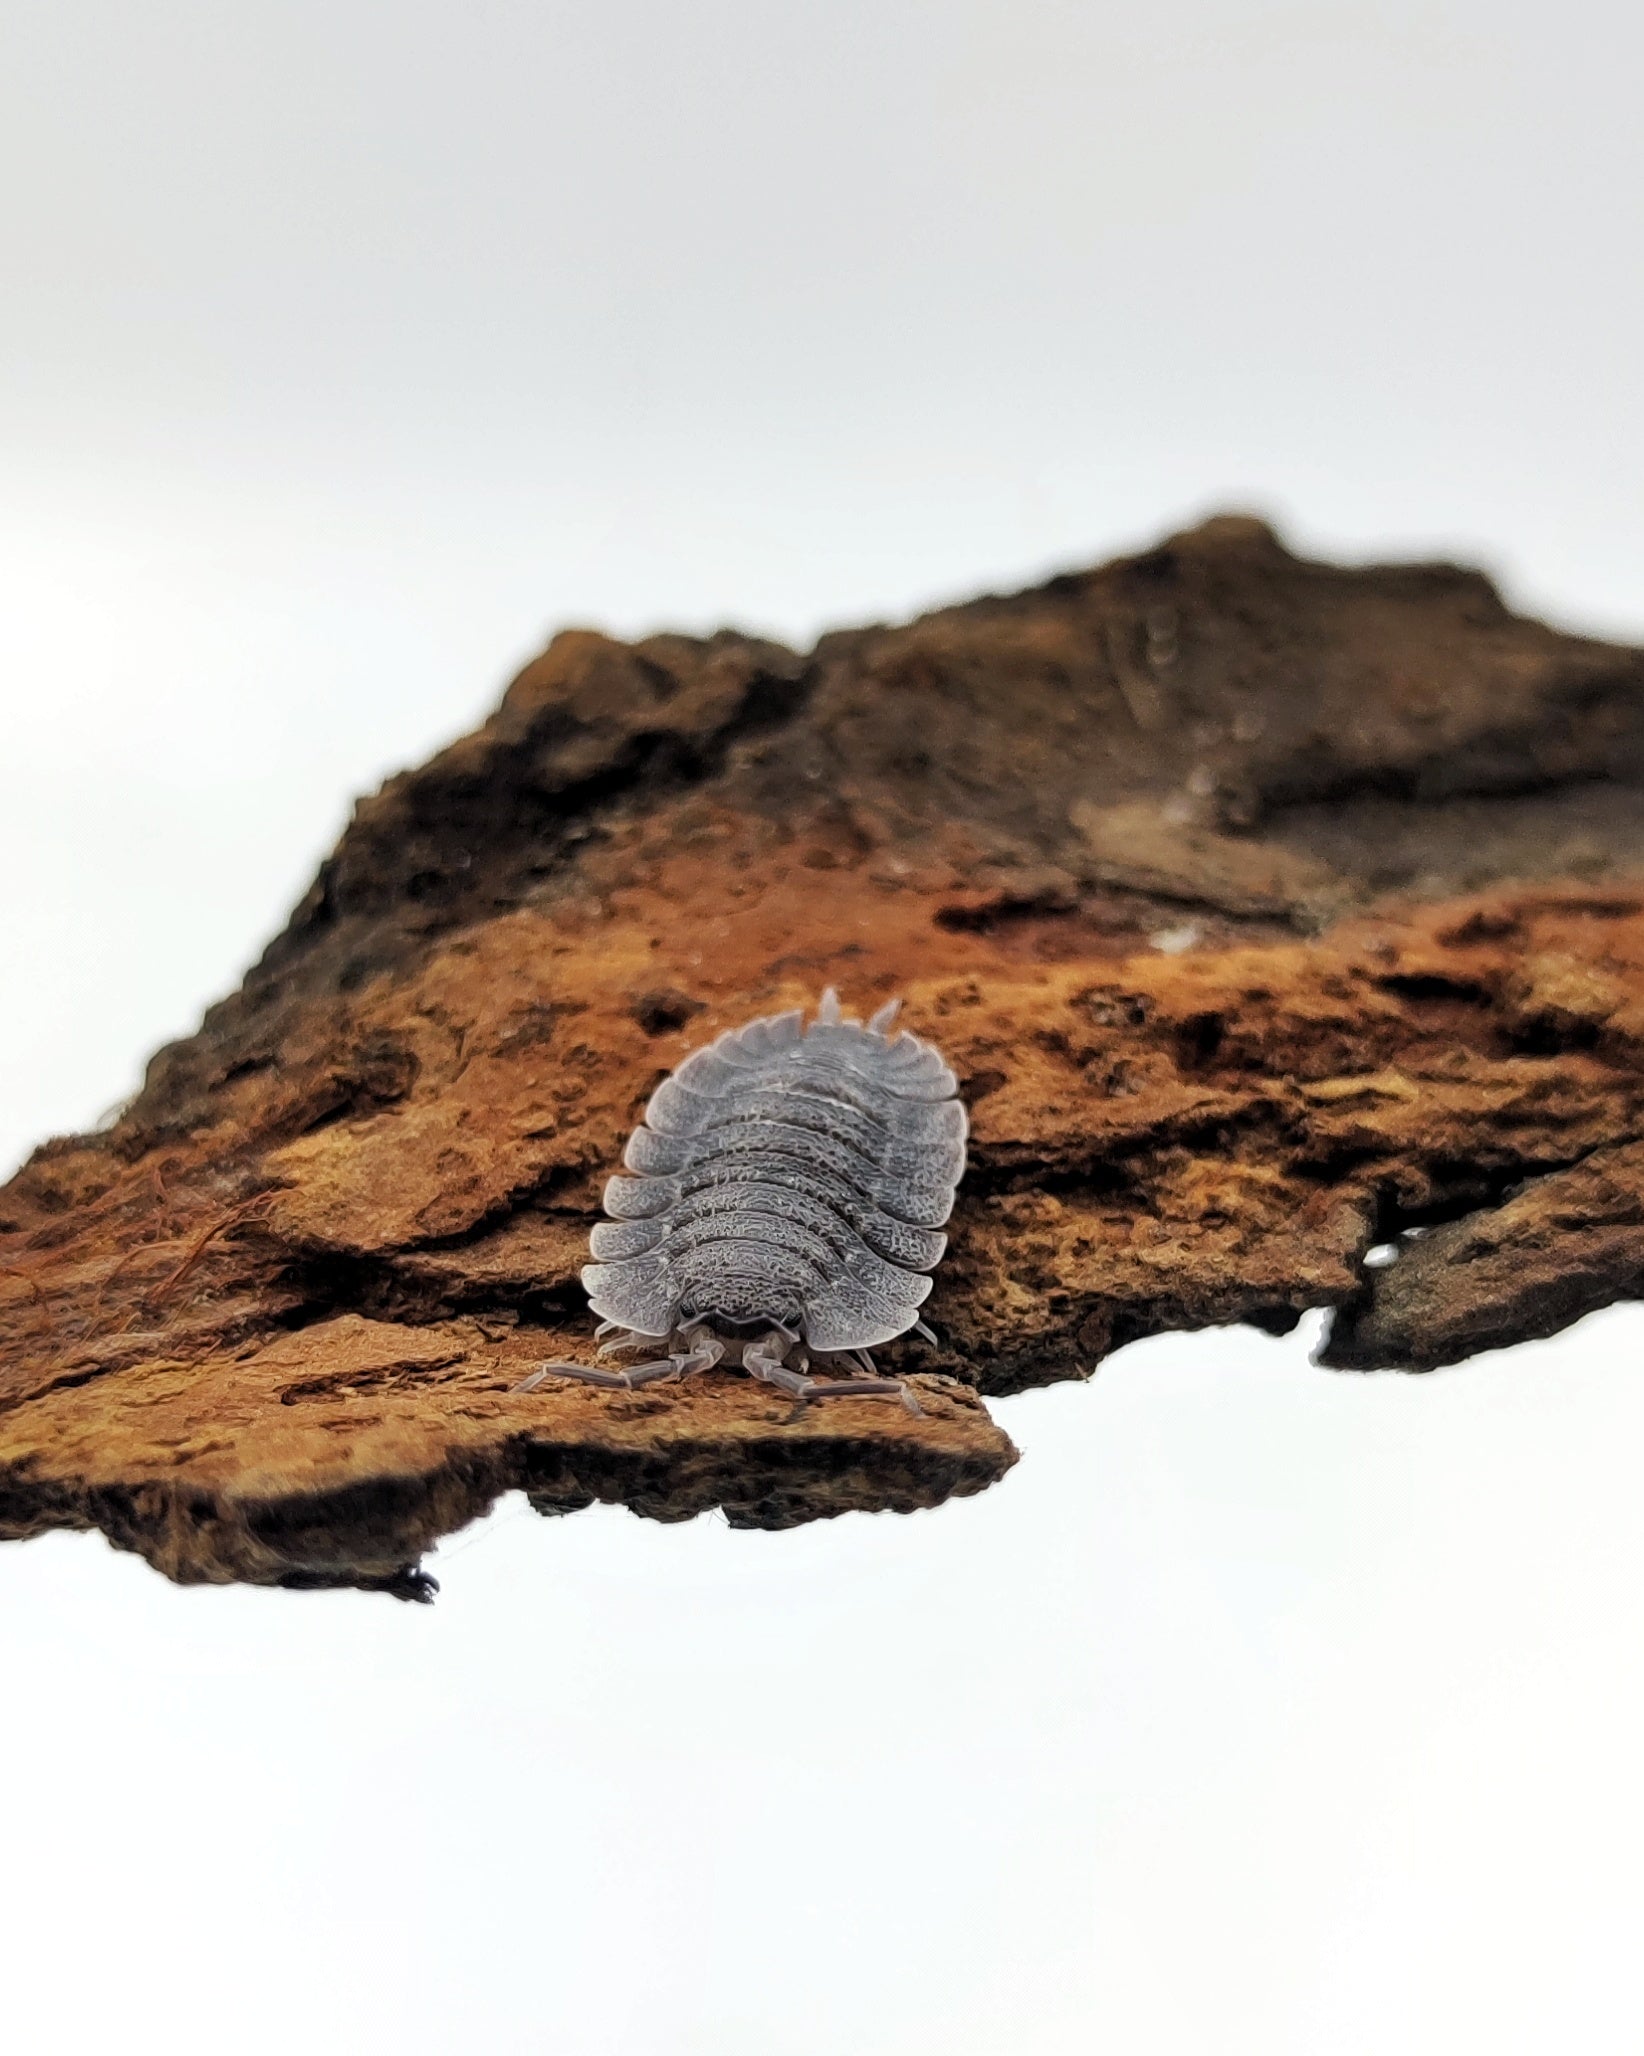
[4,514,1643,1595]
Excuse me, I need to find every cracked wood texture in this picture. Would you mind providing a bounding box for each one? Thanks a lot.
[5,513,1644,1597]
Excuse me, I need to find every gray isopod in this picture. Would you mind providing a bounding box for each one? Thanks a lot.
[521,988,967,1411]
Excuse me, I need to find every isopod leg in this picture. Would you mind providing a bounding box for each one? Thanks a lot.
[748,1335,925,1416]
[516,1361,637,1393]
[596,1328,667,1359]
[520,1331,725,1396]
[621,1337,726,1388]
[822,1345,921,1410]
[605,1357,687,1387]
[805,1375,926,1417]
[678,1331,727,1377]
[744,1337,815,1401]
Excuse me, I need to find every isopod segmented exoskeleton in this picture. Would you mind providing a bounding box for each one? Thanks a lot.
[520,989,967,1411]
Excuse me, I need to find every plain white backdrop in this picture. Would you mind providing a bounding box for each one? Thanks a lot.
[3,5,1643,2052]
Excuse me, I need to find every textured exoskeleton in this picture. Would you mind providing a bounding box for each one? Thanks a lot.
[520,989,967,1411]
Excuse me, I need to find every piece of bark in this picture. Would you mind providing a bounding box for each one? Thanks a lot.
[1321,1140,1644,1371]
[4,513,1644,1595]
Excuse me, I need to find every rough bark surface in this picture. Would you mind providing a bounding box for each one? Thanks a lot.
[4,514,1644,1596]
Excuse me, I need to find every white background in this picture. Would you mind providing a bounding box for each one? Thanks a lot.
[3,5,1643,2052]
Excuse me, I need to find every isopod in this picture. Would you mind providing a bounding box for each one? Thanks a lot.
[520,988,967,1411]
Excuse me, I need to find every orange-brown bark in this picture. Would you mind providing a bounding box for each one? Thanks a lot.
[4,515,1643,1594]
